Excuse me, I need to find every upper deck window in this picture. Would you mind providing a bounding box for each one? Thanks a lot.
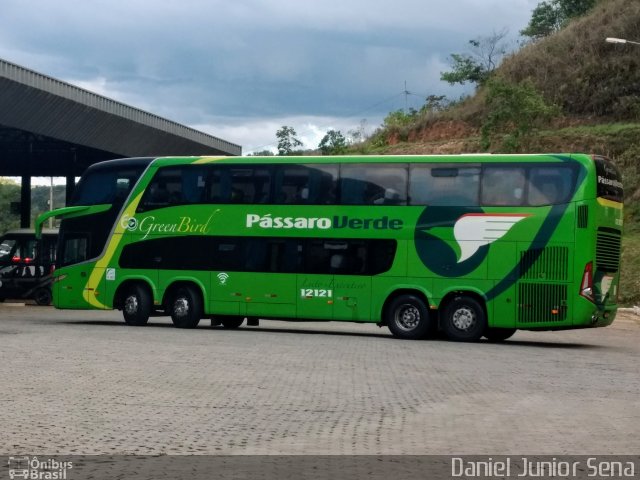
[409,165,480,206]
[340,164,408,205]
[528,166,575,205]
[139,166,207,211]
[273,165,338,204]
[482,167,526,206]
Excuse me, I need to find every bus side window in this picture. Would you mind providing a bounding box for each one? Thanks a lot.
[61,235,89,267]
[481,167,525,206]
[274,165,310,204]
[228,167,271,204]
[208,166,230,203]
[340,164,408,205]
[307,165,338,204]
[139,168,179,209]
[409,165,479,206]
[528,167,573,205]
[139,166,207,211]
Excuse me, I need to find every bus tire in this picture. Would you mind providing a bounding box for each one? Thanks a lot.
[33,287,52,306]
[122,284,151,326]
[484,327,516,342]
[442,295,486,342]
[386,294,431,340]
[170,286,202,329]
[221,316,244,329]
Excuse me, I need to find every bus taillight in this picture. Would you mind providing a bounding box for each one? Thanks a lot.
[580,261,594,302]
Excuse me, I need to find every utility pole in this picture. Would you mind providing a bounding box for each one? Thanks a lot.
[49,176,53,229]
[403,81,409,114]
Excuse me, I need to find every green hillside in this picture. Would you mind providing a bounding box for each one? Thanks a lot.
[364,0,640,303]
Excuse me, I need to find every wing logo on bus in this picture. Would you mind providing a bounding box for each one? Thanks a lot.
[414,207,531,277]
[453,213,530,263]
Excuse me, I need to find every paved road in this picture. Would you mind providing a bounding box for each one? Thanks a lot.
[0,304,638,455]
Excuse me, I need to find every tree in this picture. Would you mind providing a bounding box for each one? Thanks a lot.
[248,150,275,156]
[318,130,348,155]
[440,29,509,87]
[347,119,367,145]
[480,79,560,152]
[0,179,20,235]
[276,126,303,156]
[521,0,596,40]
[422,95,449,113]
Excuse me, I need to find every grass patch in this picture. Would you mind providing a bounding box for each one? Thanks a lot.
[619,230,640,306]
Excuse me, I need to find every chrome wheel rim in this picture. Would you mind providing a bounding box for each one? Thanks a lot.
[124,295,139,315]
[395,304,420,331]
[173,297,189,318]
[452,306,475,331]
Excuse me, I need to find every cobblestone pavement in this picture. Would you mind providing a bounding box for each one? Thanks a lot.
[0,304,638,455]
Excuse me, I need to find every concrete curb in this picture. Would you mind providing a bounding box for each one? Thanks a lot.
[619,306,640,316]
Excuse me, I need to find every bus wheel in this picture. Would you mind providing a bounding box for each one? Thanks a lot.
[170,286,202,329]
[122,284,151,326]
[484,327,516,342]
[442,296,486,342]
[386,294,431,340]
[221,316,244,329]
[33,287,52,306]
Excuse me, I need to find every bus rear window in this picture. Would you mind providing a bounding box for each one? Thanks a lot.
[595,157,623,202]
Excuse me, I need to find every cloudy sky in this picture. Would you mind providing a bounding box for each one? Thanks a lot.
[1,0,539,154]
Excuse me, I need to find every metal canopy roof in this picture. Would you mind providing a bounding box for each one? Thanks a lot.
[0,58,241,177]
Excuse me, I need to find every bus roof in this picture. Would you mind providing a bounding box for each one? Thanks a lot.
[84,153,597,171]
[148,153,595,168]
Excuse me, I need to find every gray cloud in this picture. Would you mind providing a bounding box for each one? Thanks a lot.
[0,0,539,150]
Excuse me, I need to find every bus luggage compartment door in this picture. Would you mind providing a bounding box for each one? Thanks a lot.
[332,275,371,321]
[244,273,296,318]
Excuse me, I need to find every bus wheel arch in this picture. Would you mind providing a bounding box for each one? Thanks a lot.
[382,289,434,340]
[439,291,488,342]
[116,281,153,326]
[164,281,204,329]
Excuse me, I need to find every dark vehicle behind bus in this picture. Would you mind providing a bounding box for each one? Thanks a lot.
[0,229,58,305]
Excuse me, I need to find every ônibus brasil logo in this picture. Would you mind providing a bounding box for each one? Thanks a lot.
[246,214,403,230]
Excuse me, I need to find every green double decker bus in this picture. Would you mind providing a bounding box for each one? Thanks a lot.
[36,154,623,341]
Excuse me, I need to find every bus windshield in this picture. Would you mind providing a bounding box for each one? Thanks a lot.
[71,165,146,206]
[59,160,149,267]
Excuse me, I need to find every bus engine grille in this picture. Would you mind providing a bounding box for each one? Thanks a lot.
[519,246,569,281]
[596,228,621,273]
[517,283,568,323]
